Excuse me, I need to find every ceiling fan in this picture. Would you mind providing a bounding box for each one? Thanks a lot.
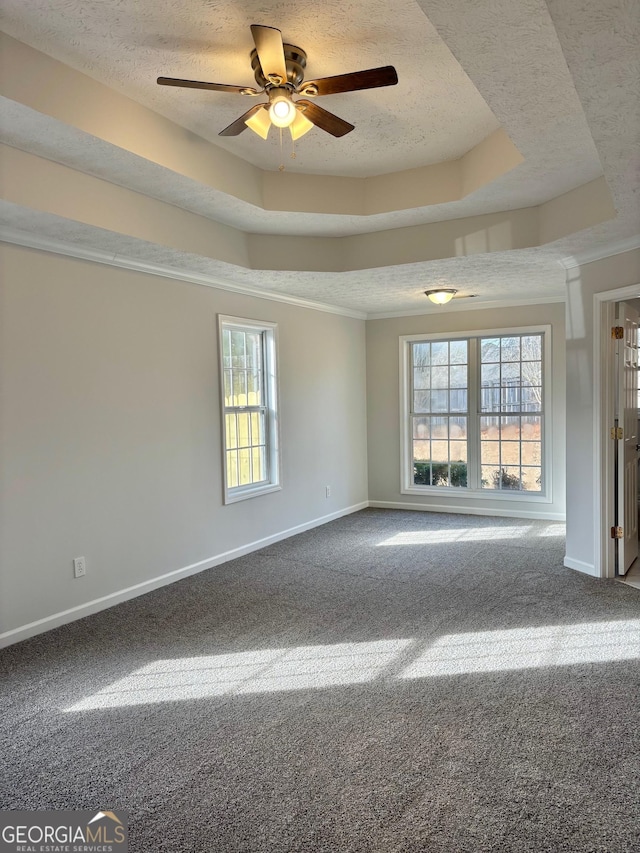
[157,24,398,141]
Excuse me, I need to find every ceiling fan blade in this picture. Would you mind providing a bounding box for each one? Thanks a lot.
[219,104,267,136]
[250,24,288,83]
[296,100,354,137]
[157,77,258,95]
[299,65,398,96]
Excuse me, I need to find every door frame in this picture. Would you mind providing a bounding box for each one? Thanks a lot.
[595,284,640,578]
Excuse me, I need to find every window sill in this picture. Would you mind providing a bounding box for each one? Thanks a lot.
[401,485,551,503]
[224,483,282,505]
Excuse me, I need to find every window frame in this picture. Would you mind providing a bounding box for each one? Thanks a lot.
[399,325,552,503]
[218,315,281,505]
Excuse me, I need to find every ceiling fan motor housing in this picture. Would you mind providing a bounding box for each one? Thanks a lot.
[251,44,307,90]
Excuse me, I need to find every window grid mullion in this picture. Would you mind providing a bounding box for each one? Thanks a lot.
[467,339,480,490]
[408,344,417,490]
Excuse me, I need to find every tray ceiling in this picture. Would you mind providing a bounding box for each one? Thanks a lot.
[0,0,503,177]
[0,0,638,315]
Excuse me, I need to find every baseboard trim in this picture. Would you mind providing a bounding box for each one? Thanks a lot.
[369,500,565,521]
[0,501,369,649]
[563,556,599,577]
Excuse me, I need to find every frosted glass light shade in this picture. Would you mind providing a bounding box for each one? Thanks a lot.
[425,289,457,305]
[245,107,271,139]
[290,111,314,140]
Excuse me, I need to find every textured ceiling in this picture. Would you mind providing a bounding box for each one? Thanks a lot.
[0,0,501,177]
[0,0,639,315]
[0,200,568,316]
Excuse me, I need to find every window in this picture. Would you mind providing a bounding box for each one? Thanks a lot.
[219,316,280,504]
[401,327,550,500]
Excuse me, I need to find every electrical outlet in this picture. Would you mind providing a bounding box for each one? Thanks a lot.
[325,485,331,498]
[73,556,86,578]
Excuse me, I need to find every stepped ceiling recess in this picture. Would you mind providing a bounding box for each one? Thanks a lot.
[1,0,638,316]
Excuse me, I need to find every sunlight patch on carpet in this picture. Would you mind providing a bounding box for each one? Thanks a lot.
[376,524,564,546]
[63,619,638,711]
[400,620,640,678]
[63,639,413,710]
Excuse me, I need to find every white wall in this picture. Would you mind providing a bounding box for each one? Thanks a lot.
[366,302,566,519]
[0,243,368,644]
[565,248,640,575]
[10,242,637,642]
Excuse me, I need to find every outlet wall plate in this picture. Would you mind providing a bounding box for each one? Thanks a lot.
[73,556,86,578]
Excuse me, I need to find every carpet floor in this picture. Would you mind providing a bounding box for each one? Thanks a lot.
[1,509,639,852]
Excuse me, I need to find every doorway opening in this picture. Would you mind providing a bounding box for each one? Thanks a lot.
[595,285,640,581]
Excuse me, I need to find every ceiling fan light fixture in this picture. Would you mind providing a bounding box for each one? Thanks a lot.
[425,288,457,305]
[268,92,297,128]
[245,106,272,139]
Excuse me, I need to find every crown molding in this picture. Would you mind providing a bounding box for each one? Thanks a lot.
[1,226,568,322]
[366,293,566,320]
[0,227,367,321]
[559,235,640,270]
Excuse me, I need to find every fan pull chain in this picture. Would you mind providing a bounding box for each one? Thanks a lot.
[278,128,285,172]
[291,135,297,161]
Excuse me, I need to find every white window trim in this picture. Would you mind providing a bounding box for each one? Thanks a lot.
[218,315,281,505]
[399,325,553,503]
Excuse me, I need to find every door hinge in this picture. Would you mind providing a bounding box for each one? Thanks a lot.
[611,526,624,539]
[612,326,624,339]
[611,426,624,440]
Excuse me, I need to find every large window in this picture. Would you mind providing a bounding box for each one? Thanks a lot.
[219,316,280,504]
[401,327,550,500]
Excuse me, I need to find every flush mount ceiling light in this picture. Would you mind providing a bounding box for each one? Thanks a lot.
[157,24,398,142]
[425,289,458,305]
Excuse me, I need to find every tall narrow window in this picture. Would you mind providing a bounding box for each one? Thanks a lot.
[479,334,543,492]
[402,327,550,501]
[219,316,279,504]
[411,339,469,487]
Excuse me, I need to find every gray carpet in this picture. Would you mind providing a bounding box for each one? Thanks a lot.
[1,509,639,852]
